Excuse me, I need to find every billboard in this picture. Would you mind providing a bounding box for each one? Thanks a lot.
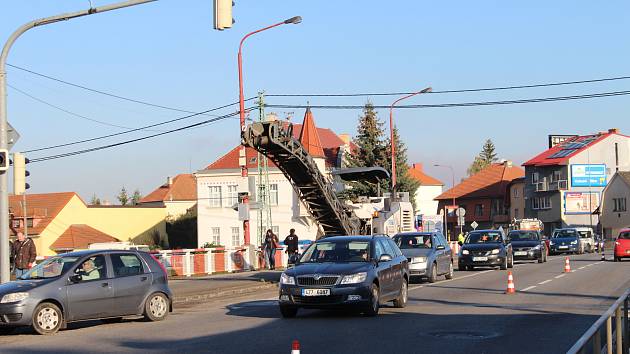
[571,164,607,187]
[564,191,600,215]
[419,214,444,234]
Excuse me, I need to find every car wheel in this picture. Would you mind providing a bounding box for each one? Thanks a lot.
[445,262,454,280]
[101,317,124,324]
[428,263,438,283]
[458,263,466,271]
[144,293,169,322]
[32,302,63,335]
[279,305,298,318]
[364,283,380,317]
[393,280,408,308]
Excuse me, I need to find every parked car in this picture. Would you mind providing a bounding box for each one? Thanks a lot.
[575,227,596,253]
[507,230,547,263]
[278,235,409,318]
[614,229,630,262]
[392,232,453,283]
[549,228,581,254]
[0,250,172,335]
[458,230,513,271]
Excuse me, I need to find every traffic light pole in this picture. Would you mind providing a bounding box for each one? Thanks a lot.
[0,0,157,283]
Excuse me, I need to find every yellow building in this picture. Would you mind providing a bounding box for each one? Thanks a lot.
[9,192,166,257]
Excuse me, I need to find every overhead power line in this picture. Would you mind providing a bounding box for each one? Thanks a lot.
[29,109,250,163]
[22,97,255,154]
[7,63,217,116]
[266,75,630,97]
[265,90,630,109]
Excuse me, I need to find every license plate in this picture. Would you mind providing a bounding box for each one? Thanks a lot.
[514,251,527,256]
[301,289,330,296]
[472,256,488,262]
[559,246,568,249]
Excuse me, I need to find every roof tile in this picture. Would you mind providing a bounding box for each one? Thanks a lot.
[435,163,524,200]
[50,224,119,251]
[9,192,77,236]
[140,174,197,203]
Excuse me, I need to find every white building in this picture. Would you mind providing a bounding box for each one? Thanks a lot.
[195,109,350,248]
[408,163,443,227]
[599,171,630,237]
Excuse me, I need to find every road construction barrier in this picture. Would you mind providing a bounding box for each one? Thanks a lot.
[564,257,571,273]
[506,271,515,294]
[291,340,300,354]
[567,287,630,354]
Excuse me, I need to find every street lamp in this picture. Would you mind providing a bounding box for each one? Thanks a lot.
[434,164,456,239]
[237,16,301,245]
[389,87,431,192]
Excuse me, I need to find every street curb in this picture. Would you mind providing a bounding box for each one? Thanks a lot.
[173,282,278,305]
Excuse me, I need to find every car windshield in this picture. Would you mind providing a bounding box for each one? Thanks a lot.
[619,232,630,240]
[299,241,370,263]
[466,232,502,244]
[508,231,539,241]
[577,231,592,238]
[19,256,80,280]
[393,234,432,249]
[552,230,578,238]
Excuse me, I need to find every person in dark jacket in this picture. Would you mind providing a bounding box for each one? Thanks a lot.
[12,232,37,278]
[262,229,279,270]
[284,229,299,266]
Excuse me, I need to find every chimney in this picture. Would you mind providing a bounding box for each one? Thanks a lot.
[338,133,350,145]
[167,176,172,186]
[412,163,423,171]
[609,128,619,134]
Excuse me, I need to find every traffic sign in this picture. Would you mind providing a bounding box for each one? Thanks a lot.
[455,207,466,217]
[7,122,19,150]
[471,221,479,230]
[457,215,465,226]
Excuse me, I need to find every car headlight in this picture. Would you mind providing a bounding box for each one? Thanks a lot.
[280,273,295,285]
[411,257,427,263]
[533,245,541,250]
[462,249,470,255]
[0,292,29,303]
[491,249,500,254]
[571,240,578,245]
[340,272,367,284]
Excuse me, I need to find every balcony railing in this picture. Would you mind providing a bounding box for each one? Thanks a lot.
[535,181,548,192]
[549,180,568,191]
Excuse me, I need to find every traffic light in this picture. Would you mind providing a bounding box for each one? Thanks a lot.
[213,0,234,30]
[0,149,7,172]
[12,152,30,195]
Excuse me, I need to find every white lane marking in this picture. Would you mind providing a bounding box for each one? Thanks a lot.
[521,285,537,292]
[409,285,424,291]
[538,279,552,285]
[408,269,494,292]
[555,274,566,279]
[578,266,586,270]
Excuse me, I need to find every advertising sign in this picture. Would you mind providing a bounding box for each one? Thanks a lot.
[564,192,600,215]
[571,164,607,187]
[420,215,444,234]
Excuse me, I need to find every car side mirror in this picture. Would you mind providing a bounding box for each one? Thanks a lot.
[69,274,82,283]
[436,245,445,250]
[378,254,392,262]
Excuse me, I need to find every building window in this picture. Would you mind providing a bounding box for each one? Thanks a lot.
[513,188,519,198]
[514,208,519,219]
[11,219,20,228]
[269,184,279,206]
[208,186,222,208]
[492,199,504,215]
[27,219,33,228]
[613,198,627,212]
[211,227,221,245]
[532,197,552,210]
[532,172,539,184]
[552,170,562,182]
[475,204,484,217]
[231,227,240,246]
[227,185,238,206]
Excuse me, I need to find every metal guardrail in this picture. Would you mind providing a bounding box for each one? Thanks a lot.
[567,288,630,354]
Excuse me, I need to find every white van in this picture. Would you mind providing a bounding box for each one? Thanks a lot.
[574,227,596,253]
[88,242,151,252]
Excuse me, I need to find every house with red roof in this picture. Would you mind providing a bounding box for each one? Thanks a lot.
[139,174,197,220]
[435,161,525,239]
[195,108,352,248]
[522,128,630,236]
[408,163,444,224]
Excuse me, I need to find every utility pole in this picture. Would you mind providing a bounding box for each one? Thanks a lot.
[0,0,158,284]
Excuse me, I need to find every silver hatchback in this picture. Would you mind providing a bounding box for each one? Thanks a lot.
[0,250,172,335]
[393,232,453,283]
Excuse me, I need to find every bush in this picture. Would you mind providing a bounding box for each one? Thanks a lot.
[167,214,197,249]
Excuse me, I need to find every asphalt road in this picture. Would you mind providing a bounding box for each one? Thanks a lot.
[1,253,628,354]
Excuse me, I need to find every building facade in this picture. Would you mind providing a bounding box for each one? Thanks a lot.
[599,171,630,238]
[508,177,525,221]
[407,163,443,227]
[523,129,630,235]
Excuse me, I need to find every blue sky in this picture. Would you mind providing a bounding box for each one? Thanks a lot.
[2,0,630,202]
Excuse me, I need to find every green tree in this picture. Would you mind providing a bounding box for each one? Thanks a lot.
[117,187,129,206]
[384,126,420,208]
[131,189,142,205]
[340,102,387,199]
[467,139,498,176]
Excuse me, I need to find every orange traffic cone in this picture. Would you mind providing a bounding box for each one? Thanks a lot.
[564,257,571,273]
[291,340,300,354]
[506,271,516,294]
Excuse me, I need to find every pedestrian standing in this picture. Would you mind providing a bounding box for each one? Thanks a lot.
[284,229,299,266]
[263,229,279,270]
[12,231,37,278]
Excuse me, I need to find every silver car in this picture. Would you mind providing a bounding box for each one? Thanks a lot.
[0,250,172,335]
[392,232,453,283]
